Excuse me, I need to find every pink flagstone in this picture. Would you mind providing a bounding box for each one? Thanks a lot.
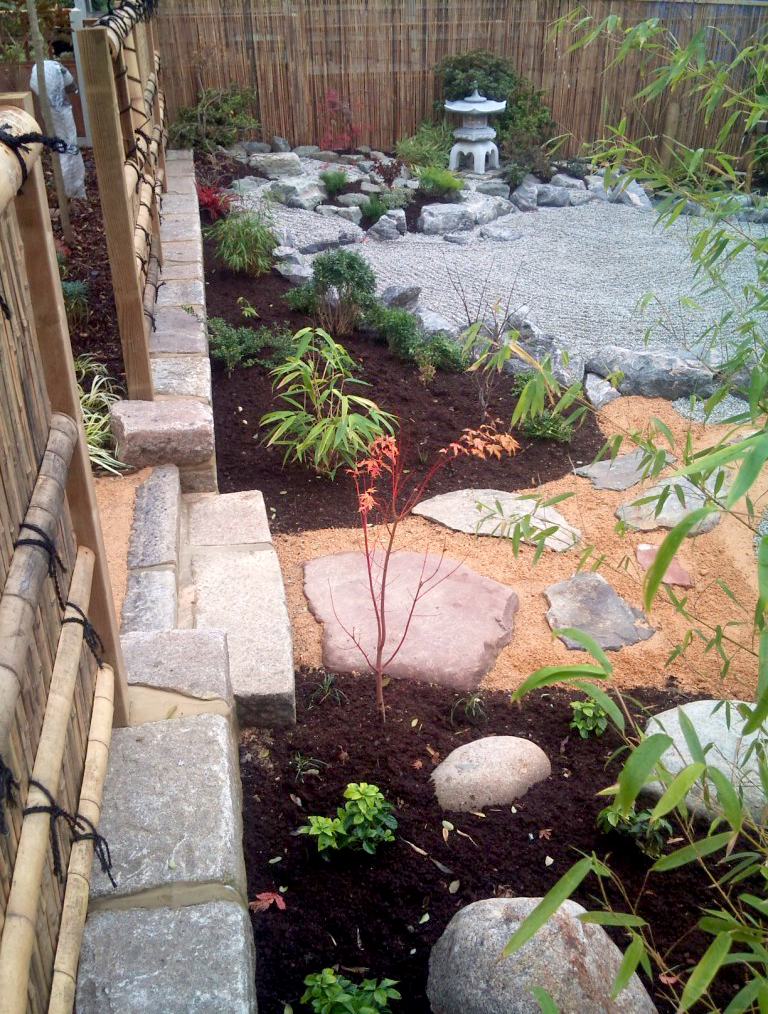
[303,550,519,691]
[635,543,693,588]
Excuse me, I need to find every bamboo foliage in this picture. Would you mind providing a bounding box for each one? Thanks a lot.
[156,0,768,155]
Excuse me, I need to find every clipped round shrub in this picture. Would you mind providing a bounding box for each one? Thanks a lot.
[312,248,377,334]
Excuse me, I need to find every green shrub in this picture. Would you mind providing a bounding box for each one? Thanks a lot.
[208,318,294,373]
[378,186,414,210]
[435,50,554,161]
[260,327,395,477]
[569,699,608,738]
[395,120,453,168]
[361,195,388,224]
[206,212,277,277]
[301,968,401,1014]
[319,169,349,199]
[312,248,377,334]
[420,332,467,373]
[365,304,423,360]
[597,806,673,860]
[168,87,259,153]
[416,167,463,199]
[283,284,319,316]
[520,410,573,443]
[297,782,398,856]
[61,279,89,327]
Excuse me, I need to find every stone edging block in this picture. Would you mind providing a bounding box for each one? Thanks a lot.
[111,399,215,468]
[127,465,181,571]
[121,569,177,633]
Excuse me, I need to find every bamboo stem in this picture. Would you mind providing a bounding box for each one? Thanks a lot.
[47,664,114,1014]
[0,547,96,1014]
[0,107,43,217]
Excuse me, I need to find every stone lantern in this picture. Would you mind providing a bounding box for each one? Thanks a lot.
[445,88,506,174]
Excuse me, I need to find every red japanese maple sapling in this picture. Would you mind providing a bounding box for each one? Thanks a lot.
[345,423,518,720]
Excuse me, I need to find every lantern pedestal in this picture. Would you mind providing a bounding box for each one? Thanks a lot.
[444,89,506,176]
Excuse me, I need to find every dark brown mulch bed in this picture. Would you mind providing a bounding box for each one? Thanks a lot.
[241,672,741,1014]
[206,265,606,534]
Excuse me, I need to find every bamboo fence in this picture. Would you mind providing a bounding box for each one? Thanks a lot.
[78,3,167,400]
[155,0,768,156]
[0,96,126,1013]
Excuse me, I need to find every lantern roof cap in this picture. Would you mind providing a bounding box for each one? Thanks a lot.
[444,88,506,114]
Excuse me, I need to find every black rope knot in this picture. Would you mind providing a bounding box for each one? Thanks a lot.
[24,779,80,880]
[0,754,18,835]
[0,126,68,187]
[62,601,105,666]
[73,813,117,887]
[14,522,67,610]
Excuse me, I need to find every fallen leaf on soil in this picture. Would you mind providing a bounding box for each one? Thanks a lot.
[538,828,553,840]
[289,793,302,807]
[456,828,478,846]
[338,747,349,763]
[249,892,287,913]
[411,759,423,769]
[469,811,486,818]
[545,856,554,867]
[448,880,460,894]
[425,744,440,763]
[403,838,428,856]
[659,974,679,986]
[428,857,454,875]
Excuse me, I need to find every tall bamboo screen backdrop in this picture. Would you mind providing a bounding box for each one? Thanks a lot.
[155,0,768,158]
[78,1,167,401]
[0,98,128,1014]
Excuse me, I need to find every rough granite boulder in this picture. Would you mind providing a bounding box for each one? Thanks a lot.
[315,205,363,225]
[585,372,621,409]
[586,345,717,400]
[293,144,320,157]
[474,179,510,199]
[536,184,571,208]
[367,213,403,241]
[413,308,459,339]
[432,737,551,811]
[544,572,654,651]
[427,898,657,1014]
[380,284,421,312]
[269,177,325,210]
[550,172,586,190]
[644,699,767,822]
[510,175,539,212]
[248,151,303,178]
[503,332,586,388]
[611,178,653,211]
[418,203,475,234]
[303,550,519,691]
[460,193,514,226]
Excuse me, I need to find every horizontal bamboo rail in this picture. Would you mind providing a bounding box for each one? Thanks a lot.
[0,547,96,1014]
[0,414,78,767]
[0,107,43,217]
[47,663,114,1014]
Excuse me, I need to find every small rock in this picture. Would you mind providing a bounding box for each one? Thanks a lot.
[544,573,654,651]
[611,178,653,211]
[550,172,586,190]
[432,737,551,811]
[585,174,611,200]
[444,232,473,245]
[635,544,693,587]
[616,476,723,535]
[315,205,363,225]
[336,193,369,208]
[428,898,657,1014]
[569,190,592,207]
[339,153,364,165]
[274,261,313,286]
[460,193,514,226]
[380,284,421,312]
[271,135,291,152]
[585,372,621,409]
[360,181,382,194]
[309,150,341,162]
[575,449,674,492]
[272,245,298,261]
[510,175,539,212]
[293,144,320,157]
[474,179,511,199]
[479,222,521,242]
[586,345,717,400]
[242,141,271,155]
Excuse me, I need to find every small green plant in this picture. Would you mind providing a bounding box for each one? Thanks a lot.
[206,211,277,277]
[61,279,89,328]
[361,195,388,224]
[319,169,349,199]
[416,167,463,199]
[569,699,608,739]
[74,356,126,475]
[284,284,319,317]
[395,120,453,168]
[301,968,401,1014]
[168,86,259,152]
[365,304,423,360]
[297,782,398,856]
[311,249,377,335]
[520,410,573,444]
[597,805,673,859]
[260,327,395,477]
[420,333,467,373]
[307,673,349,709]
[293,753,327,782]
[207,318,294,374]
[450,690,488,727]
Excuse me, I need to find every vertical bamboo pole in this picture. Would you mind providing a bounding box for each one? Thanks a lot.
[4,91,131,729]
[47,664,114,1014]
[76,26,154,401]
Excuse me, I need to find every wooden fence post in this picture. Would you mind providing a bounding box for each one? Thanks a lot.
[77,27,154,401]
[4,91,132,729]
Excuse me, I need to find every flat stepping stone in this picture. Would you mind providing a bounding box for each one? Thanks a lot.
[432,736,551,811]
[413,489,580,552]
[544,573,654,651]
[635,543,693,588]
[90,714,246,905]
[644,699,767,821]
[304,551,519,691]
[616,476,722,535]
[575,449,673,491]
[77,900,256,1014]
[122,629,235,724]
[186,489,272,547]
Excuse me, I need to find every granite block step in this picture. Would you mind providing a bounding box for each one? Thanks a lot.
[77,900,256,1014]
[89,713,246,906]
[122,628,234,724]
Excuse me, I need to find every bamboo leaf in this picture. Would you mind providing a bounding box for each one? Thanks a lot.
[615,734,672,815]
[644,508,714,610]
[678,933,732,1011]
[652,831,734,871]
[502,857,594,956]
[648,763,706,821]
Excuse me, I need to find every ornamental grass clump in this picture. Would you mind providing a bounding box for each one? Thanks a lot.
[416,167,463,199]
[206,211,277,277]
[297,782,397,856]
[347,425,518,719]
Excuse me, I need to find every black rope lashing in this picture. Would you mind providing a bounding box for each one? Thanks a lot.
[14,522,67,610]
[0,290,11,322]
[0,754,18,835]
[0,126,68,188]
[62,601,105,666]
[143,308,156,331]
[23,779,80,880]
[72,813,116,887]
[100,0,160,28]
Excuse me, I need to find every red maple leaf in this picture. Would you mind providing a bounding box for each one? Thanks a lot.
[248,892,286,913]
